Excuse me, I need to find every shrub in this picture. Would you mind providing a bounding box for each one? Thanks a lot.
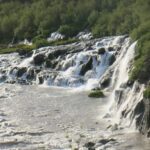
[34,38,49,48]
[58,25,79,37]
[130,33,150,83]
[143,87,150,99]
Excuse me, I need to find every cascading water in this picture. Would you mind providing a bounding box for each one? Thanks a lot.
[0,36,124,88]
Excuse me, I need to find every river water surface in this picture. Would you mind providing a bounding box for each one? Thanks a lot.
[0,84,149,150]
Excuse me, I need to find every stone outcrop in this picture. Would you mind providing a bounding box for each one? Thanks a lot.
[80,57,93,76]
[139,98,150,137]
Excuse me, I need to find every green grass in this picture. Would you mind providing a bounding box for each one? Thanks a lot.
[0,44,35,54]
[0,38,80,54]
[48,38,79,46]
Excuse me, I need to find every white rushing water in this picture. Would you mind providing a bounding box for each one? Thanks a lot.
[0,36,150,149]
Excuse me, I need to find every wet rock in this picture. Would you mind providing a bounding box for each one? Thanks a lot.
[115,89,123,104]
[45,59,52,68]
[0,75,7,82]
[100,76,110,89]
[80,57,93,76]
[98,48,105,55]
[33,54,45,65]
[35,69,41,74]
[52,49,67,58]
[121,109,128,118]
[84,141,95,148]
[147,130,150,137]
[17,67,27,77]
[109,55,116,65]
[99,70,113,89]
[139,98,150,137]
[98,138,116,145]
[38,76,44,84]
[18,49,33,57]
[6,80,16,84]
[108,47,114,51]
[48,53,55,60]
[134,100,145,127]
[55,62,62,70]
[127,80,134,86]
[26,69,34,80]
[52,60,58,69]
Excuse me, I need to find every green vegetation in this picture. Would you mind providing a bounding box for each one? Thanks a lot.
[0,0,149,84]
[88,89,104,98]
[143,86,150,99]
[0,38,79,54]
[0,44,35,54]
[130,32,150,83]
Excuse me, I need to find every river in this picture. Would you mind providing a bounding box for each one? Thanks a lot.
[0,84,149,149]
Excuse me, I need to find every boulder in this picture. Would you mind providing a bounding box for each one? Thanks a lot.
[80,57,93,76]
[99,71,112,89]
[26,69,34,80]
[139,98,150,137]
[52,49,67,58]
[17,67,27,77]
[126,80,134,86]
[84,142,95,148]
[33,54,45,65]
[38,76,44,84]
[98,48,105,55]
[134,100,145,127]
[99,138,116,145]
[108,47,114,51]
[100,76,110,89]
[18,49,33,57]
[35,69,41,74]
[0,75,7,82]
[48,53,55,60]
[45,59,52,68]
[109,55,116,65]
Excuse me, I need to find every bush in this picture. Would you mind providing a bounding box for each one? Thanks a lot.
[34,38,49,48]
[143,87,150,99]
[58,25,79,37]
[88,89,105,98]
[130,33,150,83]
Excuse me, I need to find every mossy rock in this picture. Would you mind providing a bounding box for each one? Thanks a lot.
[88,90,104,98]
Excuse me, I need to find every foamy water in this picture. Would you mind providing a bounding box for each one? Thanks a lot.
[0,84,149,150]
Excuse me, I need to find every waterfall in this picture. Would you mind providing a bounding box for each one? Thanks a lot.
[105,40,145,130]
[0,35,148,135]
[0,36,126,88]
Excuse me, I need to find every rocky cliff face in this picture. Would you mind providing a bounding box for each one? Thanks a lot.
[0,35,149,137]
[139,98,150,137]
